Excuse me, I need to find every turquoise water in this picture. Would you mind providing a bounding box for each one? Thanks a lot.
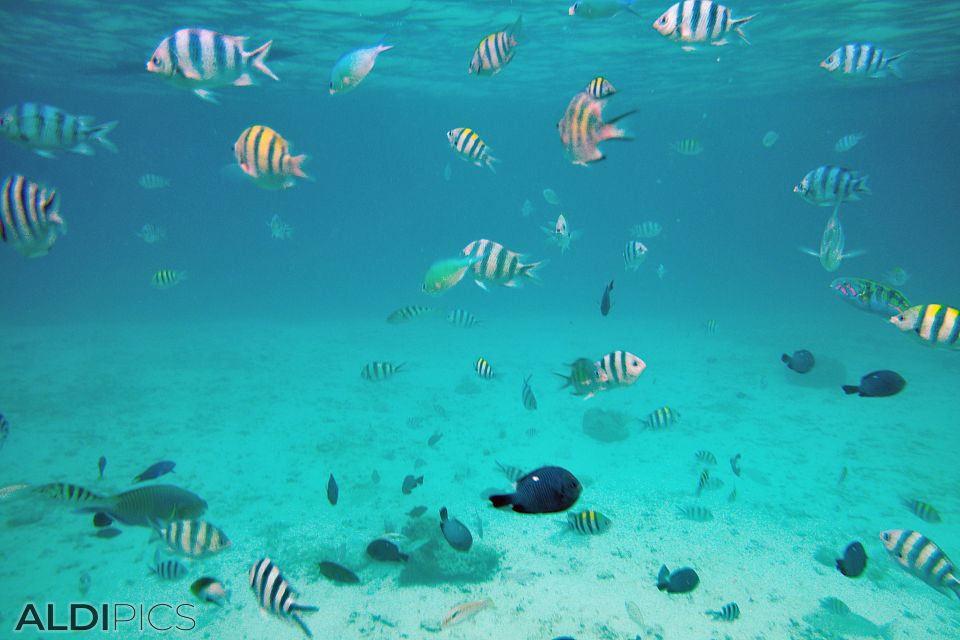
[2,1,960,639]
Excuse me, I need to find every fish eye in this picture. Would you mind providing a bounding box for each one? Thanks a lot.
[152,56,161,65]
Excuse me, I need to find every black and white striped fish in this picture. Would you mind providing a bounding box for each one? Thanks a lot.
[695,469,710,497]
[146,28,279,103]
[890,304,960,350]
[34,482,102,503]
[446,128,499,173]
[386,305,435,324]
[361,361,404,381]
[834,133,865,153]
[631,221,662,238]
[644,406,680,430]
[461,239,543,289]
[156,519,230,558]
[595,350,646,389]
[469,16,522,75]
[151,269,186,289]
[249,557,319,638]
[475,357,495,379]
[0,103,117,158]
[706,602,740,621]
[567,509,612,534]
[496,461,525,483]
[447,309,480,327]
[901,499,942,524]
[678,505,713,522]
[1,174,67,258]
[151,548,189,581]
[585,76,616,99]
[794,165,871,207]
[652,1,754,50]
[695,450,717,465]
[624,241,648,271]
[820,43,906,79]
[880,529,960,599]
[521,375,538,410]
[138,174,170,190]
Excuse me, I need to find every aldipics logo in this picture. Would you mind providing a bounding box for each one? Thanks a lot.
[14,603,196,633]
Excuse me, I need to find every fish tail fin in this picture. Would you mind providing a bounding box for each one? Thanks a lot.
[286,154,310,180]
[193,89,220,104]
[489,493,513,508]
[602,109,638,141]
[841,385,860,395]
[554,372,572,389]
[856,175,871,195]
[89,121,119,153]
[508,16,523,43]
[519,260,545,281]
[887,51,908,78]
[485,154,499,174]
[375,34,394,54]
[290,613,314,638]
[781,353,790,363]
[732,15,755,45]
[244,40,280,82]
[842,249,866,260]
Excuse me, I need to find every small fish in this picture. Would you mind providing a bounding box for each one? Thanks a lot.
[147,28,278,103]
[474,357,495,379]
[656,263,666,279]
[406,505,428,518]
[542,188,562,205]
[489,466,581,514]
[95,527,123,539]
[671,138,703,155]
[653,1,753,50]
[880,529,960,598]
[371,470,380,484]
[329,37,393,94]
[695,450,717,465]
[705,319,720,334]
[447,309,480,327]
[585,76,617,98]
[0,103,117,157]
[558,91,635,165]
[138,174,170,190]
[727,488,737,502]
[249,558,318,637]
[901,499,942,524]
[836,541,867,578]
[361,361,404,381]
[556,358,609,399]
[600,280,614,316]
[644,406,680,430]
[521,375,538,410]
[706,602,740,621]
[890,304,960,349]
[541,213,582,254]
[402,474,424,495]
[801,209,862,272]
[79,572,91,597]
[496,461,525,483]
[0,174,67,258]
[794,165,870,207]
[837,466,848,485]
[762,130,779,147]
[631,221,662,238]
[133,460,176,483]
[656,565,699,593]
[440,507,473,551]
[441,599,494,628]
[446,128,498,172]
[521,198,534,217]
[366,538,408,562]
[729,453,742,477]
[623,241,648,271]
[0,413,8,451]
[97,456,107,478]
[151,269,186,289]
[462,239,543,289]
[93,512,113,528]
[569,0,640,18]
[326,474,338,506]
[842,370,906,397]
[427,432,444,447]
[782,349,815,373]
[191,576,230,606]
[152,556,189,581]
[317,561,359,584]
[136,223,166,244]
[469,17,522,75]
[386,305,436,324]
[234,125,309,190]
[820,43,906,79]
[156,519,230,558]
[835,132,865,153]
[695,469,710,497]
[678,505,713,522]
[267,213,293,239]
[567,509,612,534]
[474,507,484,539]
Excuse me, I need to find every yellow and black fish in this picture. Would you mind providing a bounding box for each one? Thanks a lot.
[469,16,522,75]
[233,125,309,190]
[901,499,942,523]
[152,269,186,289]
[644,406,680,430]
[1,174,67,257]
[361,361,404,381]
[678,505,713,522]
[475,357,494,379]
[585,76,616,99]
[386,305,435,324]
[880,529,960,599]
[567,509,611,534]
[446,128,498,172]
[461,239,542,289]
[890,304,960,349]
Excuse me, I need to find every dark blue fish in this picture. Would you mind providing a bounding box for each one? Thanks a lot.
[92,512,113,528]
[98,456,107,479]
[133,460,176,483]
[327,474,338,506]
[439,507,473,552]
[489,466,581,514]
[782,349,815,373]
[836,541,867,578]
[657,565,699,593]
[366,539,408,562]
[600,280,613,316]
[0,413,9,451]
[842,370,906,397]
[317,561,359,584]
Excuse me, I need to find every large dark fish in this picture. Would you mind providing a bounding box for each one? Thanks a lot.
[842,370,906,397]
[327,474,338,506]
[317,561,359,584]
[366,539,408,562]
[600,280,613,316]
[402,474,423,495]
[489,466,581,513]
[657,565,699,594]
[836,541,867,578]
[782,349,815,373]
[74,484,207,527]
[133,460,176,483]
[439,507,473,551]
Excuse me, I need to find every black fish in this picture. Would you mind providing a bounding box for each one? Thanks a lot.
[842,370,905,397]
[439,507,473,552]
[407,505,428,518]
[98,456,107,479]
[427,432,443,446]
[92,512,113,528]
[782,349,815,373]
[729,453,742,477]
[95,527,123,539]
[0,412,9,451]
[600,280,614,316]
[489,465,581,514]
[327,474,338,506]
[402,474,424,495]
[133,460,176,483]
[657,565,699,594]
[317,561,359,584]
[836,541,867,578]
[366,538,408,562]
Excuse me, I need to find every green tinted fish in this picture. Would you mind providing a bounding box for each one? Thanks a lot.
[644,406,679,430]
[678,505,713,522]
[567,509,611,534]
[34,482,102,503]
[422,256,480,295]
[76,484,207,527]
[901,499,942,523]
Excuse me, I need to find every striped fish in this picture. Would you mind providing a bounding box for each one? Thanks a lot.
[474,357,495,379]
[652,1,754,50]
[496,461,525,483]
[447,309,480,327]
[585,76,616,99]
[558,91,635,165]
[706,319,721,334]
[695,450,717,465]
[156,519,230,558]
[567,509,612,534]
[73,485,208,527]
[138,174,170,190]
[834,132,865,153]
[695,469,710,497]
[249,557,318,638]
[0,413,8,451]
[1,174,66,258]
[671,138,703,155]
[446,128,498,173]
[890,304,960,349]
[386,305,435,324]
[644,406,680,430]
[678,505,713,522]
[151,269,186,289]
[146,28,278,102]
[0,103,117,158]
[556,357,610,399]
[361,361,404,380]
[442,598,494,628]
[793,165,871,207]
[624,240,648,271]
[880,529,960,599]
[461,239,542,289]
[631,221,662,238]
[820,43,906,79]
[901,499,942,524]
[151,551,189,581]
[830,277,911,316]
[521,375,537,410]
[595,350,646,389]
[234,125,309,190]
[706,602,740,621]
[469,17,522,75]
[34,482,102,503]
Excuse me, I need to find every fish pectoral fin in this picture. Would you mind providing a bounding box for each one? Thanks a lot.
[193,89,220,104]
[799,247,819,257]
[34,150,56,159]
[233,73,253,87]
[842,249,866,259]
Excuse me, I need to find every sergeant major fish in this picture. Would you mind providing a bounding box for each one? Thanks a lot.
[801,209,862,272]
[890,304,960,349]
[469,17,522,75]
[624,241,648,270]
[155,519,230,558]
[835,132,865,153]
[249,557,318,637]
[361,361,405,381]
[794,165,871,207]
[558,91,635,165]
[652,1,754,51]
[234,125,309,190]
[329,37,393,94]
[569,1,640,18]
[151,269,186,289]
[1,174,67,258]
[461,239,543,290]
[585,76,616,98]
[595,350,646,390]
[880,529,960,599]
[820,43,906,79]
[0,103,117,158]
[446,128,499,173]
[521,375,538,410]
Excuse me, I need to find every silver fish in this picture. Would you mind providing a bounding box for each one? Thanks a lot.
[801,209,862,272]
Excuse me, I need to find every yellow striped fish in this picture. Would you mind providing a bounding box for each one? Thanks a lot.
[475,357,494,379]
[234,125,309,190]
[567,509,611,534]
[461,239,542,289]
[901,499,942,523]
[157,519,231,558]
[446,128,498,172]
[557,91,635,166]
[0,103,117,158]
[890,304,960,349]
[152,269,186,289]
[1,174,66,257]
[386,305,436,324]
[671,138,703,155]
[880,529,960,599]
[644,406,680,430]
[585,76,616,99]
[361,361,404,381]
[469,17,522,75]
